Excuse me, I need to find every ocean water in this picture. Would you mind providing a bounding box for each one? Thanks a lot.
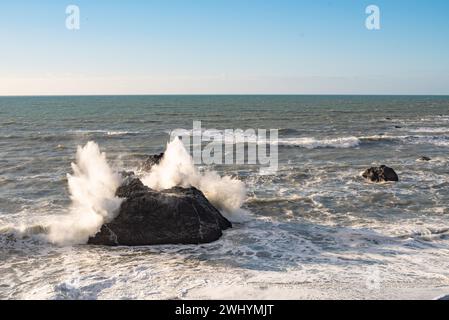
[1,95,449,299]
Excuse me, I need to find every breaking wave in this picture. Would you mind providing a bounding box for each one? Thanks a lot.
[141,137,247,220]
[47,142,123,245]
[276,137,361,149]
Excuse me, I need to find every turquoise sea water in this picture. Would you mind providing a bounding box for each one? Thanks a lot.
[1,95,449,299]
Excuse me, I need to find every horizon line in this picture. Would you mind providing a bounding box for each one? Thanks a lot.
[1,93,449,98]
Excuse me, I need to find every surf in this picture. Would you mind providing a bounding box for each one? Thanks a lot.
[47,141,123,245]
[141,137,247,221]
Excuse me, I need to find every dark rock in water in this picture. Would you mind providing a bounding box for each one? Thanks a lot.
[88,177,232,246]
[418,156,431,161]
[362,165,399,183]
[115,176,145,198]
[140,153,164,172]
[385,117,392,120]
[394,125,402,129]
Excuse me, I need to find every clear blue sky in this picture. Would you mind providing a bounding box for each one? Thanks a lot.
[1,0,449,95]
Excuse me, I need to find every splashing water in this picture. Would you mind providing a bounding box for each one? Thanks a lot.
[141,137,247,220]
[48,141,123,245]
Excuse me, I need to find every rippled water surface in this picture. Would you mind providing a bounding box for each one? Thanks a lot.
[1,95,449,299]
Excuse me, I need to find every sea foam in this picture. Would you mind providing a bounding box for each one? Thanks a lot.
[141,137,247,220]
[48,142,123,245]
[277,136,360,149]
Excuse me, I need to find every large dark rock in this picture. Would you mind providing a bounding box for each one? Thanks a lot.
[88,176,232,246]
[362,165,399,183]
[139,153,164,172]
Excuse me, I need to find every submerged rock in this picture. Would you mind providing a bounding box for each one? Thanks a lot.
[362,165,399,183]
[88,176,232,246]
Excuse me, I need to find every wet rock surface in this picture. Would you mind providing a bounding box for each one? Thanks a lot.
[88,175,232,246]
[362,165,399,183]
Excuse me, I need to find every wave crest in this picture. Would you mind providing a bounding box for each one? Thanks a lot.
[277,137,360,149]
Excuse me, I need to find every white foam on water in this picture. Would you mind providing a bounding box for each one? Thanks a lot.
[69,129,138,136]
[408,136,449,147]
[141,137,247,220]
[409,127,449,133]
[359,134,449,147]
[276,136,360,149]
[5,217,449,300]
[170,128,360,149]
[47,141,123,245]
